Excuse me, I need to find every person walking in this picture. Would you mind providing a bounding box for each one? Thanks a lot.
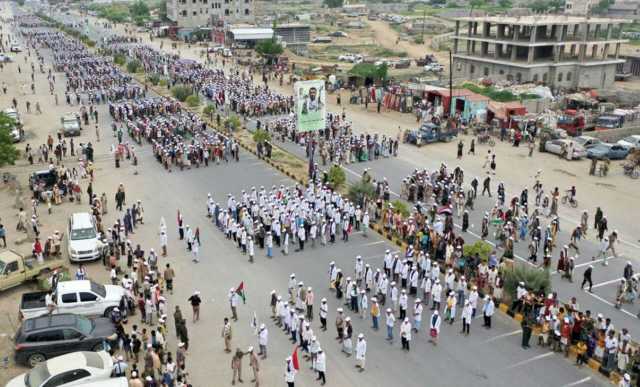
[188,291,202,323]
[581,265,593,292]
[385,308,395,343]
[319,298,328,331]
[429,310,441,345]
[222,318,233,353]
[284,357,296,387]
[461,300,472,335]
[229,287,239,321]
[315,348,326,385]
[258,324,268,359]
[400,318,412,351]
[482,296,495,329]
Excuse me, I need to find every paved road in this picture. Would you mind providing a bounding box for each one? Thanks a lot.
[22,10,612,387]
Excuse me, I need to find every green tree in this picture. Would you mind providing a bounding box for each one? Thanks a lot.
[327,164,346,190]
[129,0,150,18]
[0,113,20,167]
[324,0,344,8]
[171,85,192,102]
[224,115,242,131]
[252,129,271,144]
[126,59,141,73]
[498,0,513,8]
[592,0,613,13]
[185,95,200,107]
[255,40,284,60]
[348,180,375,207]
[529,0,550,12]
[203,104,216,119]
[503,265,551,303]
[469,0,486,15]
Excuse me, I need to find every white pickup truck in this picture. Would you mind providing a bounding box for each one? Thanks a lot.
[19,280,126,321]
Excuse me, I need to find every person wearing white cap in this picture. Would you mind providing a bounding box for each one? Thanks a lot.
[399,289,408,320]
[315,347,327,385]
[359,289,368,319]
[400,317,412,351]
[284,356,296,387]
[461,300,472,336]
[309,336,320,370]
[355,333,367,371]
[429,310,442,345]
[229,287,240,321]
[385,308,396,343]
[390,281,399,313]
[482,295,495,329]
[431,279,442,311]
[319,298,328,331]
[328,262,337,289]
[412,298,423,333]
[305,287,315,321]
[618,373,631,387]
[257,323,269,359]
[342,316,353,356]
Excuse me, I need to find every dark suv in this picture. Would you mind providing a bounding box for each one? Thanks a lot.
[15,314,117,367]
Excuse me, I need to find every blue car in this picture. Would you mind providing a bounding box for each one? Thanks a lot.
[405,123,456,146]
[586,143,629,160]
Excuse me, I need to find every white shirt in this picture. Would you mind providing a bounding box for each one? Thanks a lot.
[356,339,367,360]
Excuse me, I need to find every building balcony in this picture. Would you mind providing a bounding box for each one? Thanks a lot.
[454,34,627,47]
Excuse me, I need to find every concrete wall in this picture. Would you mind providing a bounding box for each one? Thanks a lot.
[453,57,618,89]
[589,126,640,142]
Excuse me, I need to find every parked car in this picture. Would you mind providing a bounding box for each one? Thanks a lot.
[330,31,348,38]
[14,314,117,367]
[312,36,332,43]
[67,212,101,262]
[0,53,13,62]
[6,351,113,386]
[424,63,444,73]
[544,139,587,159]
[0,249,65,292]
[587,143,630,160]
[19,280,125,321]
[617,135,640,150]
[5,107,24,142]
[10,45,22,52]
[61,113,81,137]
[30,169,58,193]
[574,135,601,149]
[72,378,128,387]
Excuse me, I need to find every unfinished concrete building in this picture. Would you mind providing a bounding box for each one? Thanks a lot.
[452,15,630,89]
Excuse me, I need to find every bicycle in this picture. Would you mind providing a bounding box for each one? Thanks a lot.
[561,194,578,208]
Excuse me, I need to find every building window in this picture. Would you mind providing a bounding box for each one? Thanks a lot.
[193,0,196,3]
[470,65,475,74]
[203,0,208,3]
[542,73,548,83]
[567,72,572,81]
[557,72,563,82]
[533,74,538,82]
[499,69,504,75]
[483,67,489,76]
[182,10,187,16]
[244,9,250,15]
[193,11,197,15]
[516,73,522,82]
[225,9,230,15]
[456,62,462,71]
[506,74,513,81]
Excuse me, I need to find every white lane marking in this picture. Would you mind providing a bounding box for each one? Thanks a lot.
[505,352,554,370]
[360,240,386,247]
[551,256,616,274]
[561,377,592,387]
[484,329,522,343]
[583,291,638,319]
[591,277,623,289]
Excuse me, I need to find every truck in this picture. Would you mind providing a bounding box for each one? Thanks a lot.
[61,113,81,136]
[404,122,458,147]
[19,280,126,321]
[0,250,65,292]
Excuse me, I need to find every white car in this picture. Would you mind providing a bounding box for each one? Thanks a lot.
[338,54,355,62]
[424,63,444,72]
[6,351,113,387]
[574,135,601,148]
[617,135,640,150]
[544,139,587,159]
[0,53,13,62]
[68,212,101,262]
[10,45,22,52]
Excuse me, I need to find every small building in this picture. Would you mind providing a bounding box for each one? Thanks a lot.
[451,92,490,120]
[274,24,310,55]
[227,27,273,47]
[564,0,595,16]
[608,0,640,21]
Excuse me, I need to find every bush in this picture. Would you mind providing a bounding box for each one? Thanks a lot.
[327,164,346,191]
[463,240,493,263]
[414,36,424,44]
[185,94,200,107]
[158,79,168,87]
[503,265,551,303]
[171,85,192,102]
[348,180,376,207]
[224,115,242,131]
[388,199,410,217]
[126,59,141,73]
[114,54,126,66]
[252,128,271,144]
[147,74,160,85]
[203,104,216,117]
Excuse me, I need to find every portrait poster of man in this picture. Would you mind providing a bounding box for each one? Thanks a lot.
[295,80,326,132]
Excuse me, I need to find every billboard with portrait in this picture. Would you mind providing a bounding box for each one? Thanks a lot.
[294,80,326,132]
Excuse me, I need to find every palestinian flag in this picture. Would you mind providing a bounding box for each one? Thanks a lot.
[291,346,300,371]
[236,281,246,304]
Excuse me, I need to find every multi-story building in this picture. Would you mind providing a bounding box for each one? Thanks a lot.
[167,0,255,29]
[451,15,630,89]
[564,0,594,16]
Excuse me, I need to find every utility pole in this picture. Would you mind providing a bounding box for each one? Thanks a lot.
[421,9,426,41]
[448,49,453,118]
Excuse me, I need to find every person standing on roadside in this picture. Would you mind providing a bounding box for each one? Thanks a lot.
[222,318,233,353]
